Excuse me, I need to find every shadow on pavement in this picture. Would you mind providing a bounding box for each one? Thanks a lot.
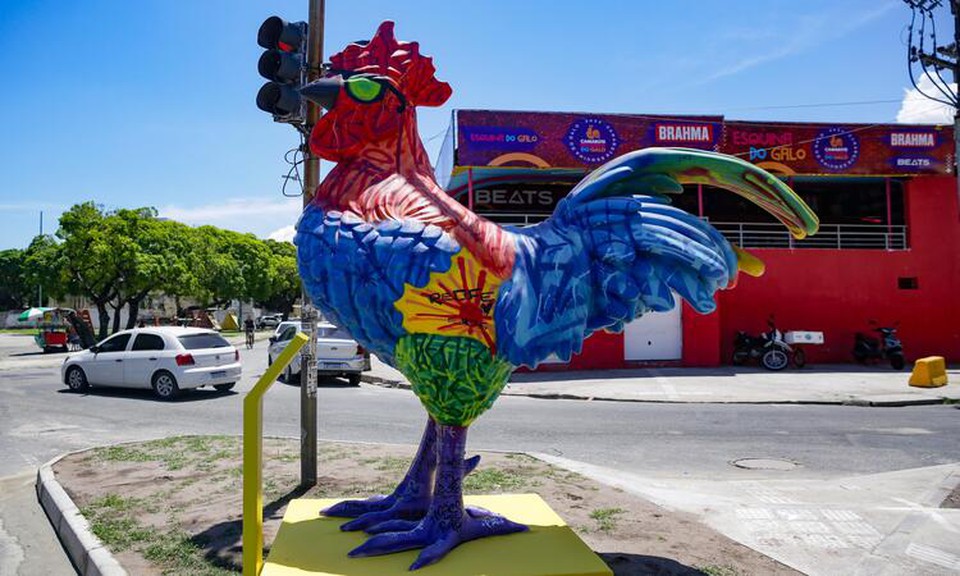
[56,386,237,403]
[192,484,311,571]
[278,376,362,388]
[598,552,714,575]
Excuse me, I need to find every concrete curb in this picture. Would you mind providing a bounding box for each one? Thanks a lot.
[36,453,127,576]
[360,374,956,407]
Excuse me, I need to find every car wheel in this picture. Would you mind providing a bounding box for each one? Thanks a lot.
[347,374,361,387]
[65,366,89,392]
[152,370,181,400]
[761,348,789,371]
[214,383,235,392]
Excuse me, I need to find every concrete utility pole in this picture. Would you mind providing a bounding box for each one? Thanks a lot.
[904,0,960,214]
[298,0,325,488]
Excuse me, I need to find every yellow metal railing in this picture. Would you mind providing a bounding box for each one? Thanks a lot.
[243,332,309,576]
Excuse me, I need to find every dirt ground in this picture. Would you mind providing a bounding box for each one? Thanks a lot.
[54,435,802,576]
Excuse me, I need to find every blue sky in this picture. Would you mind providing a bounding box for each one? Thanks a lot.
[0,0,951,249]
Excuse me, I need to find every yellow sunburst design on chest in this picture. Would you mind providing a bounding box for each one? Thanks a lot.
[396,249,504,354]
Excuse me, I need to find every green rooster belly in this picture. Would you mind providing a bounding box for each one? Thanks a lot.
[395,334,514,426]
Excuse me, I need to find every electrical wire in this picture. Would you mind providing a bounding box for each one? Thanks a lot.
[921,4,958,104]
[906,2,957,107]
[280,134,306,197]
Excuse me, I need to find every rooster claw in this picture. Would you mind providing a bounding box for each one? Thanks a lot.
[348,507,528,570]
[322,494,393,519]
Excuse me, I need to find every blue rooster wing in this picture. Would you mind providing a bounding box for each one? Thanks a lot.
[495,152,738,369]
[295,205,460,365]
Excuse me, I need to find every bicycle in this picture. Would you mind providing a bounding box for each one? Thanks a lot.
[245,330,255,350]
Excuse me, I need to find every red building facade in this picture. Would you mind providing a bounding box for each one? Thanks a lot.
[439,110,959,367]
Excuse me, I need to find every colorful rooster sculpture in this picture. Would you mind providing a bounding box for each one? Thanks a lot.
[295,21,818,570]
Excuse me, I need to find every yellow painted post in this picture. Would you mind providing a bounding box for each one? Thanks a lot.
[243,332,309,576]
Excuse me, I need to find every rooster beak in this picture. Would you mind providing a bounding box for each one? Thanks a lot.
[300,78,342,110]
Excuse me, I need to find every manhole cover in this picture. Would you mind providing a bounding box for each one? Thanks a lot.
[731,458,799,471]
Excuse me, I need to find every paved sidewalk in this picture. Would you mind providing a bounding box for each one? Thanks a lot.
[364,359,960,406]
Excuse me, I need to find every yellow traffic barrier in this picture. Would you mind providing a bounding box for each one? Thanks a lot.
[909,356,948,388]
[243,332,308,576]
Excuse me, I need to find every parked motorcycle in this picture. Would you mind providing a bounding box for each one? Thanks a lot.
[732,316,805,371]
[853,321,905,370]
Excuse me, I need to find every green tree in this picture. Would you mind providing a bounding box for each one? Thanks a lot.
[257,239,301,319]
[0,249,29,309]
[189,227,273,310]
[21,235,65,307]
[98,208,194,330]
[190,226,244,308]
[55,202,124,339]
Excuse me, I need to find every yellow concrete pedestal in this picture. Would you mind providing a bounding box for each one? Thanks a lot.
[261,494,612,576]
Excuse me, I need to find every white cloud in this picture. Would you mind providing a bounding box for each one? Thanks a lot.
[268,225,296,243]
[897,74,957,124]
[702,4,897,84]
[158,197,303,239]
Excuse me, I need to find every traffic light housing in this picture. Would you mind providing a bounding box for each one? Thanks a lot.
[256,16,308,123]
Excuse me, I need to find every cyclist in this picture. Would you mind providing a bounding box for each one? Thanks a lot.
[243,316,255,349]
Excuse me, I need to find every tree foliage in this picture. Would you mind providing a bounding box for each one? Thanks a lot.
[23,202,301,336]
[0,249,29,309]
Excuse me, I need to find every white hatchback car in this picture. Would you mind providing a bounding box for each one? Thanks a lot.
[267,322,370,385]
[61,327,242,400]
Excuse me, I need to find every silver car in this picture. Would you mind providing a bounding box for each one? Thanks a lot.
[267,322,370,385]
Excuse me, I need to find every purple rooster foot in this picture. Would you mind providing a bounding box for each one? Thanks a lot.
[348,505,527,570]
[326,454,481,531]
[350,424,527,570]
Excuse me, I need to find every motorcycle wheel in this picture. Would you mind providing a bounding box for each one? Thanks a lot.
[852,350,867,364]
[732,350,749,366]
[793,347,806,369]
[761,348,789,371]
[889,353,905,371]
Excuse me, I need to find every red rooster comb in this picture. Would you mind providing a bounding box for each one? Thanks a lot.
[329,21,452,107]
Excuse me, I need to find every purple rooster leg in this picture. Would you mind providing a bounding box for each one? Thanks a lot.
[324,418,438,530]
[349,424,528,571]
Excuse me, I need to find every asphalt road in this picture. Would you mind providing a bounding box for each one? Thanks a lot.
[1,332,959,574]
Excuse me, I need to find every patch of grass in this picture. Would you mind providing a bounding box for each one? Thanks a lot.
[87,515,153,551]
[504,453,538,464]
[697,565,742,576]
[463,468,529,493]
[81,494,153,551]
[142,529,236,575]
[94,437,236,471]
[0,328,38,335]
[589,507,625,533]
[94,445,154,463]
[367,456,409,472]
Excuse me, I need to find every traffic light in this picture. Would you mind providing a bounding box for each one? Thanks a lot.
[256,16,308,123]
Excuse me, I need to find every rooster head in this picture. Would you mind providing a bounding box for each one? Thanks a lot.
[301,21,452,162]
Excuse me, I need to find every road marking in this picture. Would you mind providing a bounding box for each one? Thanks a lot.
[905,542,960,571]
[734,506,883,550]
